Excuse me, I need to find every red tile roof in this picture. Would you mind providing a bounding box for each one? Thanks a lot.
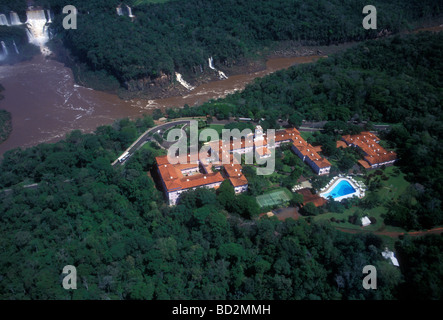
[358,159,372,169]
[312,145,323,153]
[342,132,397,166]
[155,127,333,194]
[256,146,272,156]
[292,135,331,169]
[156,155,224,192]
[298,188,327,207]
[179,172,224,190]
[273,128,300,143]
[224,164,248,187]
[336,140,348,149]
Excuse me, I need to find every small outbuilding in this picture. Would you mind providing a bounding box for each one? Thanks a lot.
[361,216,371,227]
[382,248,400,267]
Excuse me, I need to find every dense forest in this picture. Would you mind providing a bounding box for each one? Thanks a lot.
[0,0,442,301]
[9,0,441,91]
[0,84,12,144]
[0,114,441,299]
[168,32,443,231]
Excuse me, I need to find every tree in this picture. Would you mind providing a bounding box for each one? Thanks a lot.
[152,109,163,120]
[234,194,260,219]
[300,202,320,216]
[326,198,345,213]
[338,155,355,172]
[361,192,381,209]
[291,193,304,206]
[316,134,337,157]
[217,180,236,210]
[349,209,364,225]
[288,112,303,128]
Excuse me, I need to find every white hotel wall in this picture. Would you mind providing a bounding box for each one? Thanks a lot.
[167,181,223,205]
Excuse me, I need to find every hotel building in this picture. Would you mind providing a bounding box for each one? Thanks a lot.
[341,132,397,169]
[155,125,331,205]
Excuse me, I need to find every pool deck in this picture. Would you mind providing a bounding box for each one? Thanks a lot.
[319,176,366,202]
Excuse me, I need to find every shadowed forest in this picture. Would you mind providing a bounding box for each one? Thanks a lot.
[2,0,440,91]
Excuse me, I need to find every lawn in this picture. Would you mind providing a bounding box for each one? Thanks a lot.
[162,124,186,140]
[266,171,288,184]
[299,131,320,141]
[373,166,410,202]
[197,124,226,143]
[207,124,225,135]
[313,166,411,233]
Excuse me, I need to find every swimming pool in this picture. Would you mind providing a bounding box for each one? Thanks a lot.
[320,178,359,201]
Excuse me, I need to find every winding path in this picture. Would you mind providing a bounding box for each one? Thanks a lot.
[111,118,201,166]
[336,226,443,238]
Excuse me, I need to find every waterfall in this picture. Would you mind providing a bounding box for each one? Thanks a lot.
[208,57,216,70]
[46,10,52,23]
[117,5,134,18]
[0,14,9,26]
[0,41,8,61]
[175,72,195,90]
[13,40,19,54]
[26,9,51,55]
[10,11,21,25]
[1,41,8,55]
[208,56,228,79]
[126,5,134,18]
[218,70,228,80]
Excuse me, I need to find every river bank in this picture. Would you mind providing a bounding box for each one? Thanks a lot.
[56,40,357,102]
[1,20,441,156]
[0,49,325,156]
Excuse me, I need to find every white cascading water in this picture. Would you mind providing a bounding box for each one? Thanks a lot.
[13,40,19,54]
[126,5,134,18]
[208,56,228,79]
[218,70,228,80]
[116,6,123,16]
[1,41,8,55]
[46,10,52,23]
[26,9,51,55]
[0,41,8,61]
[0,14,9,26]
[208,57,216,70]
[175,72,195,91]
[10,11,21,25]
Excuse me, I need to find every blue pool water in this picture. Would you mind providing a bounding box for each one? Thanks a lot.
[322,180,356,199]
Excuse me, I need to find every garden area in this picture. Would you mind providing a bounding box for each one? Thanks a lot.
[311,166,411,233]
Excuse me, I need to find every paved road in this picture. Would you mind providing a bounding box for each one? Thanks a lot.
[112,117,391,166]
[112,119,195,167]
[299,120,391,132]
[337,226,443,238]
[0,180,72,195]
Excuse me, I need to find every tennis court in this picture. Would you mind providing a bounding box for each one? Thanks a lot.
[256,189,292,208]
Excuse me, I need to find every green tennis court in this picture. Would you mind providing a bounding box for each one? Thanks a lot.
[256,189,292,208]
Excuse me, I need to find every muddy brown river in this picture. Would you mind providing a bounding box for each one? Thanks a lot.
[0,54,323,155]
